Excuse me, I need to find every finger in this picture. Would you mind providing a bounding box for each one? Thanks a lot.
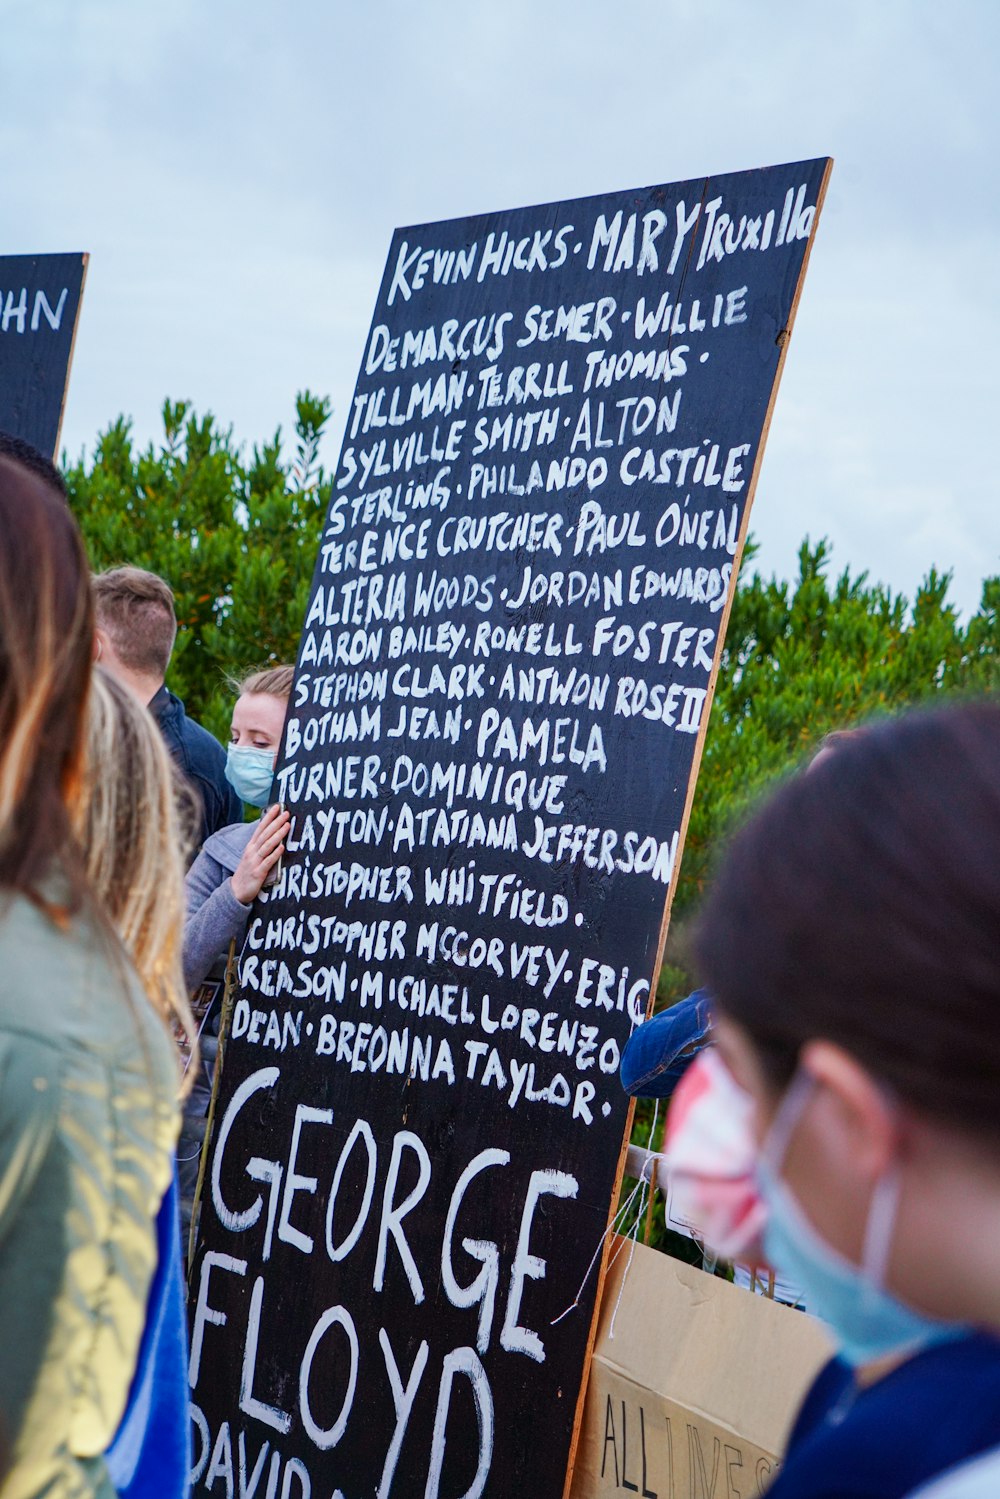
[262,842,285,872]
[249,807,284,848]
[256,825,287,855]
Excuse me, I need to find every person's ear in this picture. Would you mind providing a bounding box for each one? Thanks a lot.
[800,1040,897,1184]
[93,627,106,664]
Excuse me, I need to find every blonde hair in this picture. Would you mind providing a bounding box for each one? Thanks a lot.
[82,669,198,1093]
[236,664,295,700]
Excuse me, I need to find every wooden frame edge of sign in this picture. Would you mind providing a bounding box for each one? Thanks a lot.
[559,155,835,1499]
[52,252,89,461]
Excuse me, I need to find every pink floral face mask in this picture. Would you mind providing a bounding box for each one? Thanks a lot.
[664,1048,766,1261]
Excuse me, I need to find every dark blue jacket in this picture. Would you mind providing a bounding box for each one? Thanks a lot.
[149,686,241,847]
[768,1334,1000,1497]
[620,988,713,1099]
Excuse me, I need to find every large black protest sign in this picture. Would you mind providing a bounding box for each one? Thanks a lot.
[0,253,87,456]
[190,158,830,1499]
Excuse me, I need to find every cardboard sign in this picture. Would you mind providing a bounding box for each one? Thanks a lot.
[190,158,831,1499]
[569,1239,831,1499]
[0,253,87,457]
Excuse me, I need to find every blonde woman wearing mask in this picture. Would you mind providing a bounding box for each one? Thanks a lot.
[183,664,294,991]
[180,664,293,1257]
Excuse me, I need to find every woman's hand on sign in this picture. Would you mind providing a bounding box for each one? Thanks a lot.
[230,803,291,905]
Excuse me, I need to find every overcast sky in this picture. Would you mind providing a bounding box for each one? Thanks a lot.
[3,0,997,613]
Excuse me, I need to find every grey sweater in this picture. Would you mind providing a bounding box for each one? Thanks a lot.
[183,820,256,990]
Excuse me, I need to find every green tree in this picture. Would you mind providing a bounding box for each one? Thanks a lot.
[65,392,332,743]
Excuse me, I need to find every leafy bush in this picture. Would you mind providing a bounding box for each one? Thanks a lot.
[66,393,333,744]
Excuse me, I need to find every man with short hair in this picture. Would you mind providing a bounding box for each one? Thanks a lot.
[92,566,241,845]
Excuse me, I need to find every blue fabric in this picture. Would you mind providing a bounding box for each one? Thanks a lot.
[619,989,713,1098]
[106,1172,191,1499]
[768,1333,1000,1497]
[150,685,242,845]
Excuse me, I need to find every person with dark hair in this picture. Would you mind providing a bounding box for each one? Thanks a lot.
[0,447,179,1494]
[682,702,1000,1497]
[0,429,67,495]
[92,565,241,844]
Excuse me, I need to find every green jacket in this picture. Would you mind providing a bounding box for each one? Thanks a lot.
[0,891,179,1498]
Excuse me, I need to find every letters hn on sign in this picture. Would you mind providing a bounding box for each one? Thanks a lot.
[0,252,87,457]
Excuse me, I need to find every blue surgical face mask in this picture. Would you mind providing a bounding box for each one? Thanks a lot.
[757,1072,962,1367]
[225,745,276,809]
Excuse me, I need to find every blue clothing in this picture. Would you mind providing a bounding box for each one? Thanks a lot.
[150,684,241,846]
[106,1174,191,1498]
[619,989,713,1098]
[768,1333,1000,1498]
